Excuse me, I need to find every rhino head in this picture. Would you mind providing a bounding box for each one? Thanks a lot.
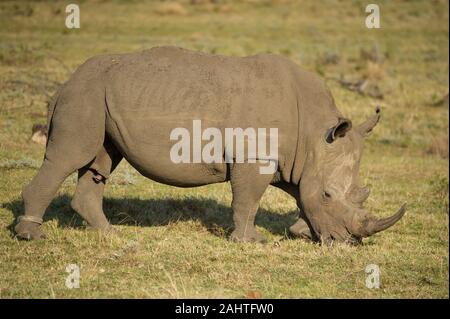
[292,107,406,245]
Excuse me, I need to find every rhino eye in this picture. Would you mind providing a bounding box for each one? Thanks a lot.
[323,191,332,199]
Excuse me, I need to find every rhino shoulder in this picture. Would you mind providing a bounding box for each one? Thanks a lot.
[248,54,328,90]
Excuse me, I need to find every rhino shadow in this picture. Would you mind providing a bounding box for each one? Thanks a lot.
[4,194,298,238]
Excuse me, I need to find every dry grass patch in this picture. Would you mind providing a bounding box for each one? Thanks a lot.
[154,2,187,16]
[426,133,449,159]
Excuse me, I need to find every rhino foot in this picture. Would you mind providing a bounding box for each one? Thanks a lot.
[14,220,46,240]
[85,223,117,236]
[230,229,267,243]
[289,218,313,240]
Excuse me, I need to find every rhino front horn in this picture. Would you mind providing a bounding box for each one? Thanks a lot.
[360,203,407,237]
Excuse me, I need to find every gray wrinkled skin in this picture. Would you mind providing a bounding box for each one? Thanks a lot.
[14,46,406,244]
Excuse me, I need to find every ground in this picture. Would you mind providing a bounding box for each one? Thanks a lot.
[0,0,448,298]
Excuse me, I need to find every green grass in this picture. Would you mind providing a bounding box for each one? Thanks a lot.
[0,0,448,298]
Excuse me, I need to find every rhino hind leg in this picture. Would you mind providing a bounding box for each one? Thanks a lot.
[229,162,274,243]
[15,86,106,240]
[15,156,101,240]
[71,138,122,230]
[14,159,72,240]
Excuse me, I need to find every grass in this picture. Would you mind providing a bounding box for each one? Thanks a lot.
[0,0,448,298]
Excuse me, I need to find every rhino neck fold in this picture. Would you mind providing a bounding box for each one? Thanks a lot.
[287,73,343,186]
[288,92,307,185]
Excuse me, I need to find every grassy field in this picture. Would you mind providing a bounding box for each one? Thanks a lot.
[0,0,448,298]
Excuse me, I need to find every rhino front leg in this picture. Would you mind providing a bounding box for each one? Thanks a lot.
[289,212,313,240]
[70,138,122,230]
[229,162,274,243]
[271,181,315,240]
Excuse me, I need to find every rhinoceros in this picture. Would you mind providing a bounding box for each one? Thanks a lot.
[15,46,406,244]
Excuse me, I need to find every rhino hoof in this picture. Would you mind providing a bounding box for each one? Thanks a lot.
[230,229,267,243]
[289,219,313,240]
[86,224,117,236]
[85,222,112,231]
[15,221,46,240]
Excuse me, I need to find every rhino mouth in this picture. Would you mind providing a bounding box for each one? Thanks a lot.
[289,216,361,245]
[326,232,362,246]
[289,223,362,245]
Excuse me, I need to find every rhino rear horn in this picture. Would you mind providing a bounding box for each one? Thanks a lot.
[348,185,370,204]
[357,106,381,137]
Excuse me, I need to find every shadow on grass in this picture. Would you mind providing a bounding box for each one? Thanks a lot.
[4,195,299,238]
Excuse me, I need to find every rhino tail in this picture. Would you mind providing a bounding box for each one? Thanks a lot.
[45,85,63,147]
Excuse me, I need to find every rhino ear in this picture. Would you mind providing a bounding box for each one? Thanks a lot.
[325,118,352,143]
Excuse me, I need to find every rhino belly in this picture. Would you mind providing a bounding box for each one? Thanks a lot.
[106,115,228,187]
